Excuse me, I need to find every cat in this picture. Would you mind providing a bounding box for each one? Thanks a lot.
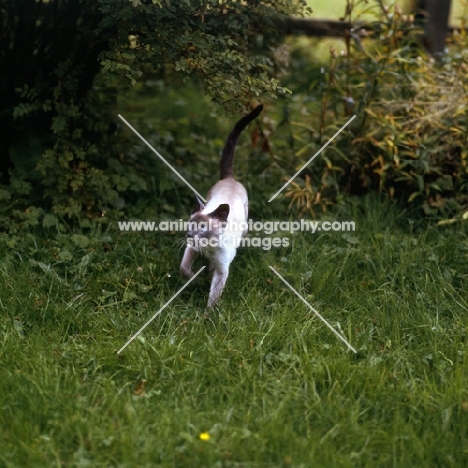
[180,104,263,308]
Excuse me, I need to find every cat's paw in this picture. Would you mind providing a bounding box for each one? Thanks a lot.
[207,297,220,309]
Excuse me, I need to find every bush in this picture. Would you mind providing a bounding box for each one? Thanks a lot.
[0,0,309,224]
[279,1,468,220]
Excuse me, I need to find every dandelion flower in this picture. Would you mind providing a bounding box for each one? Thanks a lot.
[199,432,210,441]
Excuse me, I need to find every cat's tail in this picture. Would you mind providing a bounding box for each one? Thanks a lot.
[220,104,263,180]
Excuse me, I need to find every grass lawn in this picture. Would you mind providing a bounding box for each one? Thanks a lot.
[1,196,467,467]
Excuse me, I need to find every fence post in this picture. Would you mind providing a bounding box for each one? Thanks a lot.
[412,0,452,56]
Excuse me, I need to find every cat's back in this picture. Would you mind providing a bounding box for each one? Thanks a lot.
[204,178,248,221]
[206,178,247,204]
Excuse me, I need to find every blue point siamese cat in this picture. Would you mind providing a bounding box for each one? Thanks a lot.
[180,104,263,307]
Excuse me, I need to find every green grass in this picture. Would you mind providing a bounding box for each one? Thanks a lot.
[1,196,468,467]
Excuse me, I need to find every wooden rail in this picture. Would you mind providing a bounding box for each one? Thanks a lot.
[283,17,461,39]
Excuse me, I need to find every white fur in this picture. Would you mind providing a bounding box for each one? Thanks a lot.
[180,178,248,307]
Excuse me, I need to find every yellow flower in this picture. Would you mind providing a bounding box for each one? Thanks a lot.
[199,432,210,441]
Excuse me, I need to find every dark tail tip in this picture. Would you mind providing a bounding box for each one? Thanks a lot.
[251,104,264,118]
[220,103,263,180]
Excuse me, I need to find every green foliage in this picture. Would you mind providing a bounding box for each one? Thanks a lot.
[0,0,309,220]
[3,0,466,222]
[96,0,309,110]
[279,1,468,219]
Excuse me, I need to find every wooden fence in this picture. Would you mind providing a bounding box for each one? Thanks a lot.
[284,0,457,56]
